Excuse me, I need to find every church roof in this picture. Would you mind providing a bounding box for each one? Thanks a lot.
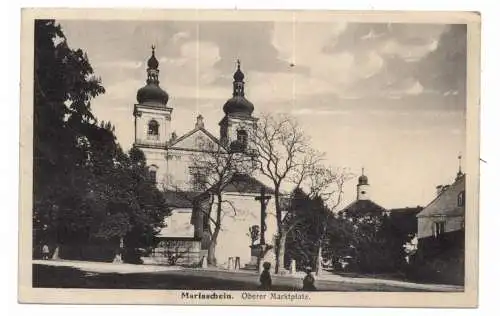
[167,125,226,150]
[136,46,169,107]
[342,199,387,216]
[222,173,274,194]
[416,174,465,218]
[163,190,200,208]
[223,96,254,117]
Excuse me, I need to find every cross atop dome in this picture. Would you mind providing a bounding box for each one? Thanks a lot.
[147,44,159,70]
[136,46,169,106]
[233,58,245,83]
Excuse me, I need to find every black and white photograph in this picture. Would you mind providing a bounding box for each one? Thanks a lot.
[19,9,480,307]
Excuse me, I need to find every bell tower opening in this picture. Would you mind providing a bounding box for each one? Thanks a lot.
[147,119,160,140]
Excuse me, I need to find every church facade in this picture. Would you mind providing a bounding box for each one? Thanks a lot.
[132,47,277,268]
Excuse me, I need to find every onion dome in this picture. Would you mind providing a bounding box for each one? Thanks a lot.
[233,64,245,81]
[136,45,169,106]
[358,168,368,185]
[223,96,254,117]
[147,49,159,69]
[137,84,169,105]
[223,59,254,117]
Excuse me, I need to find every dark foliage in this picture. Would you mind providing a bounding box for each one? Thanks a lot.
[284,188,331,271]
[33,20,169,263]
[284,187,416,274]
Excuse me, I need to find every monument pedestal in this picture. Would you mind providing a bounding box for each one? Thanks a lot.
[244,244,261,270]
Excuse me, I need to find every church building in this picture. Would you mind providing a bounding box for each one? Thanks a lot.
[132,47,277,268]
[341,169,387,219]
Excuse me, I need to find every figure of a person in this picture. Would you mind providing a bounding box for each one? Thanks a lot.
[259,261,272,290]
[42,244,50,260]
[302,267,316,291]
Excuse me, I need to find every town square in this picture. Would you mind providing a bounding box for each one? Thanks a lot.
[30,14,469,294]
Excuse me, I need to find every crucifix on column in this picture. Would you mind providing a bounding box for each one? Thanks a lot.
[255,186,272,246]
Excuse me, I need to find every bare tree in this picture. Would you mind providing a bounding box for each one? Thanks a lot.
[285,164,355,275]
[188,139,257,266]
[249,113,323,274]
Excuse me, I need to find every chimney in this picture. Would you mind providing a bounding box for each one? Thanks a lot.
[196,115,204,129]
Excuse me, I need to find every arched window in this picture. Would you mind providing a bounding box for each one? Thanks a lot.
[147,120,159,139]
[149,165,158,184]
[237,129,248,147]
[149,170,157,183]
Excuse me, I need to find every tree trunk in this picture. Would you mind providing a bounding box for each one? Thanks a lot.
[315,242,323,277]
[274,229,286,274]
[207,240,217,266]
[208,195,222,266]
[315,224,328,277]
[273,189,285,274]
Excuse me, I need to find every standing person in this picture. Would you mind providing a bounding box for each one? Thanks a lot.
[302,267,316,291]
[259,261,272,290]
[42,244,50,260]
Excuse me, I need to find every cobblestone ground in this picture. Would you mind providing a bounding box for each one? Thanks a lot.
[32,261,463,292]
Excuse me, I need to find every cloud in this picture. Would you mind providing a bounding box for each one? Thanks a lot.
[317,23,451,99]
[414,24,467,95]
[197,21,292,75]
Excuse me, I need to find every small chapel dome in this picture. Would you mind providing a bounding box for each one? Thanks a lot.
[358,174,368,185]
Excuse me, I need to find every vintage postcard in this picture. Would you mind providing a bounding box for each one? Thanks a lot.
[19,9,481,307]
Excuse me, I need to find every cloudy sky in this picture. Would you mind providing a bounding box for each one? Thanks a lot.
[59,19,467,209]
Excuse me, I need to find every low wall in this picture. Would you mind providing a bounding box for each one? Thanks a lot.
[149,239,202,266]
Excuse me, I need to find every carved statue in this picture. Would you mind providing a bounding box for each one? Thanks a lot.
[248,225,260,246]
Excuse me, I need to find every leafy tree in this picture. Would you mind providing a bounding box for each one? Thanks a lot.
[33,20,168,263]
[33,19,106,251]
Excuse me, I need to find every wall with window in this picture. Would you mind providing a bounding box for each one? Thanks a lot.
[416,176,465,239]
[418,215,465,239]
[139,148,167,189]
[134,107,171,146]
[221,116,256,150]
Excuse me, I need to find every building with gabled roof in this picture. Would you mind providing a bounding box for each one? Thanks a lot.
[416,168,465,257]
[411,160,465,285]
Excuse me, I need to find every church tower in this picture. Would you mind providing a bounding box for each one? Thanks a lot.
[133,46,172,185]
[357,168,370,200]
[219,60,258,152]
